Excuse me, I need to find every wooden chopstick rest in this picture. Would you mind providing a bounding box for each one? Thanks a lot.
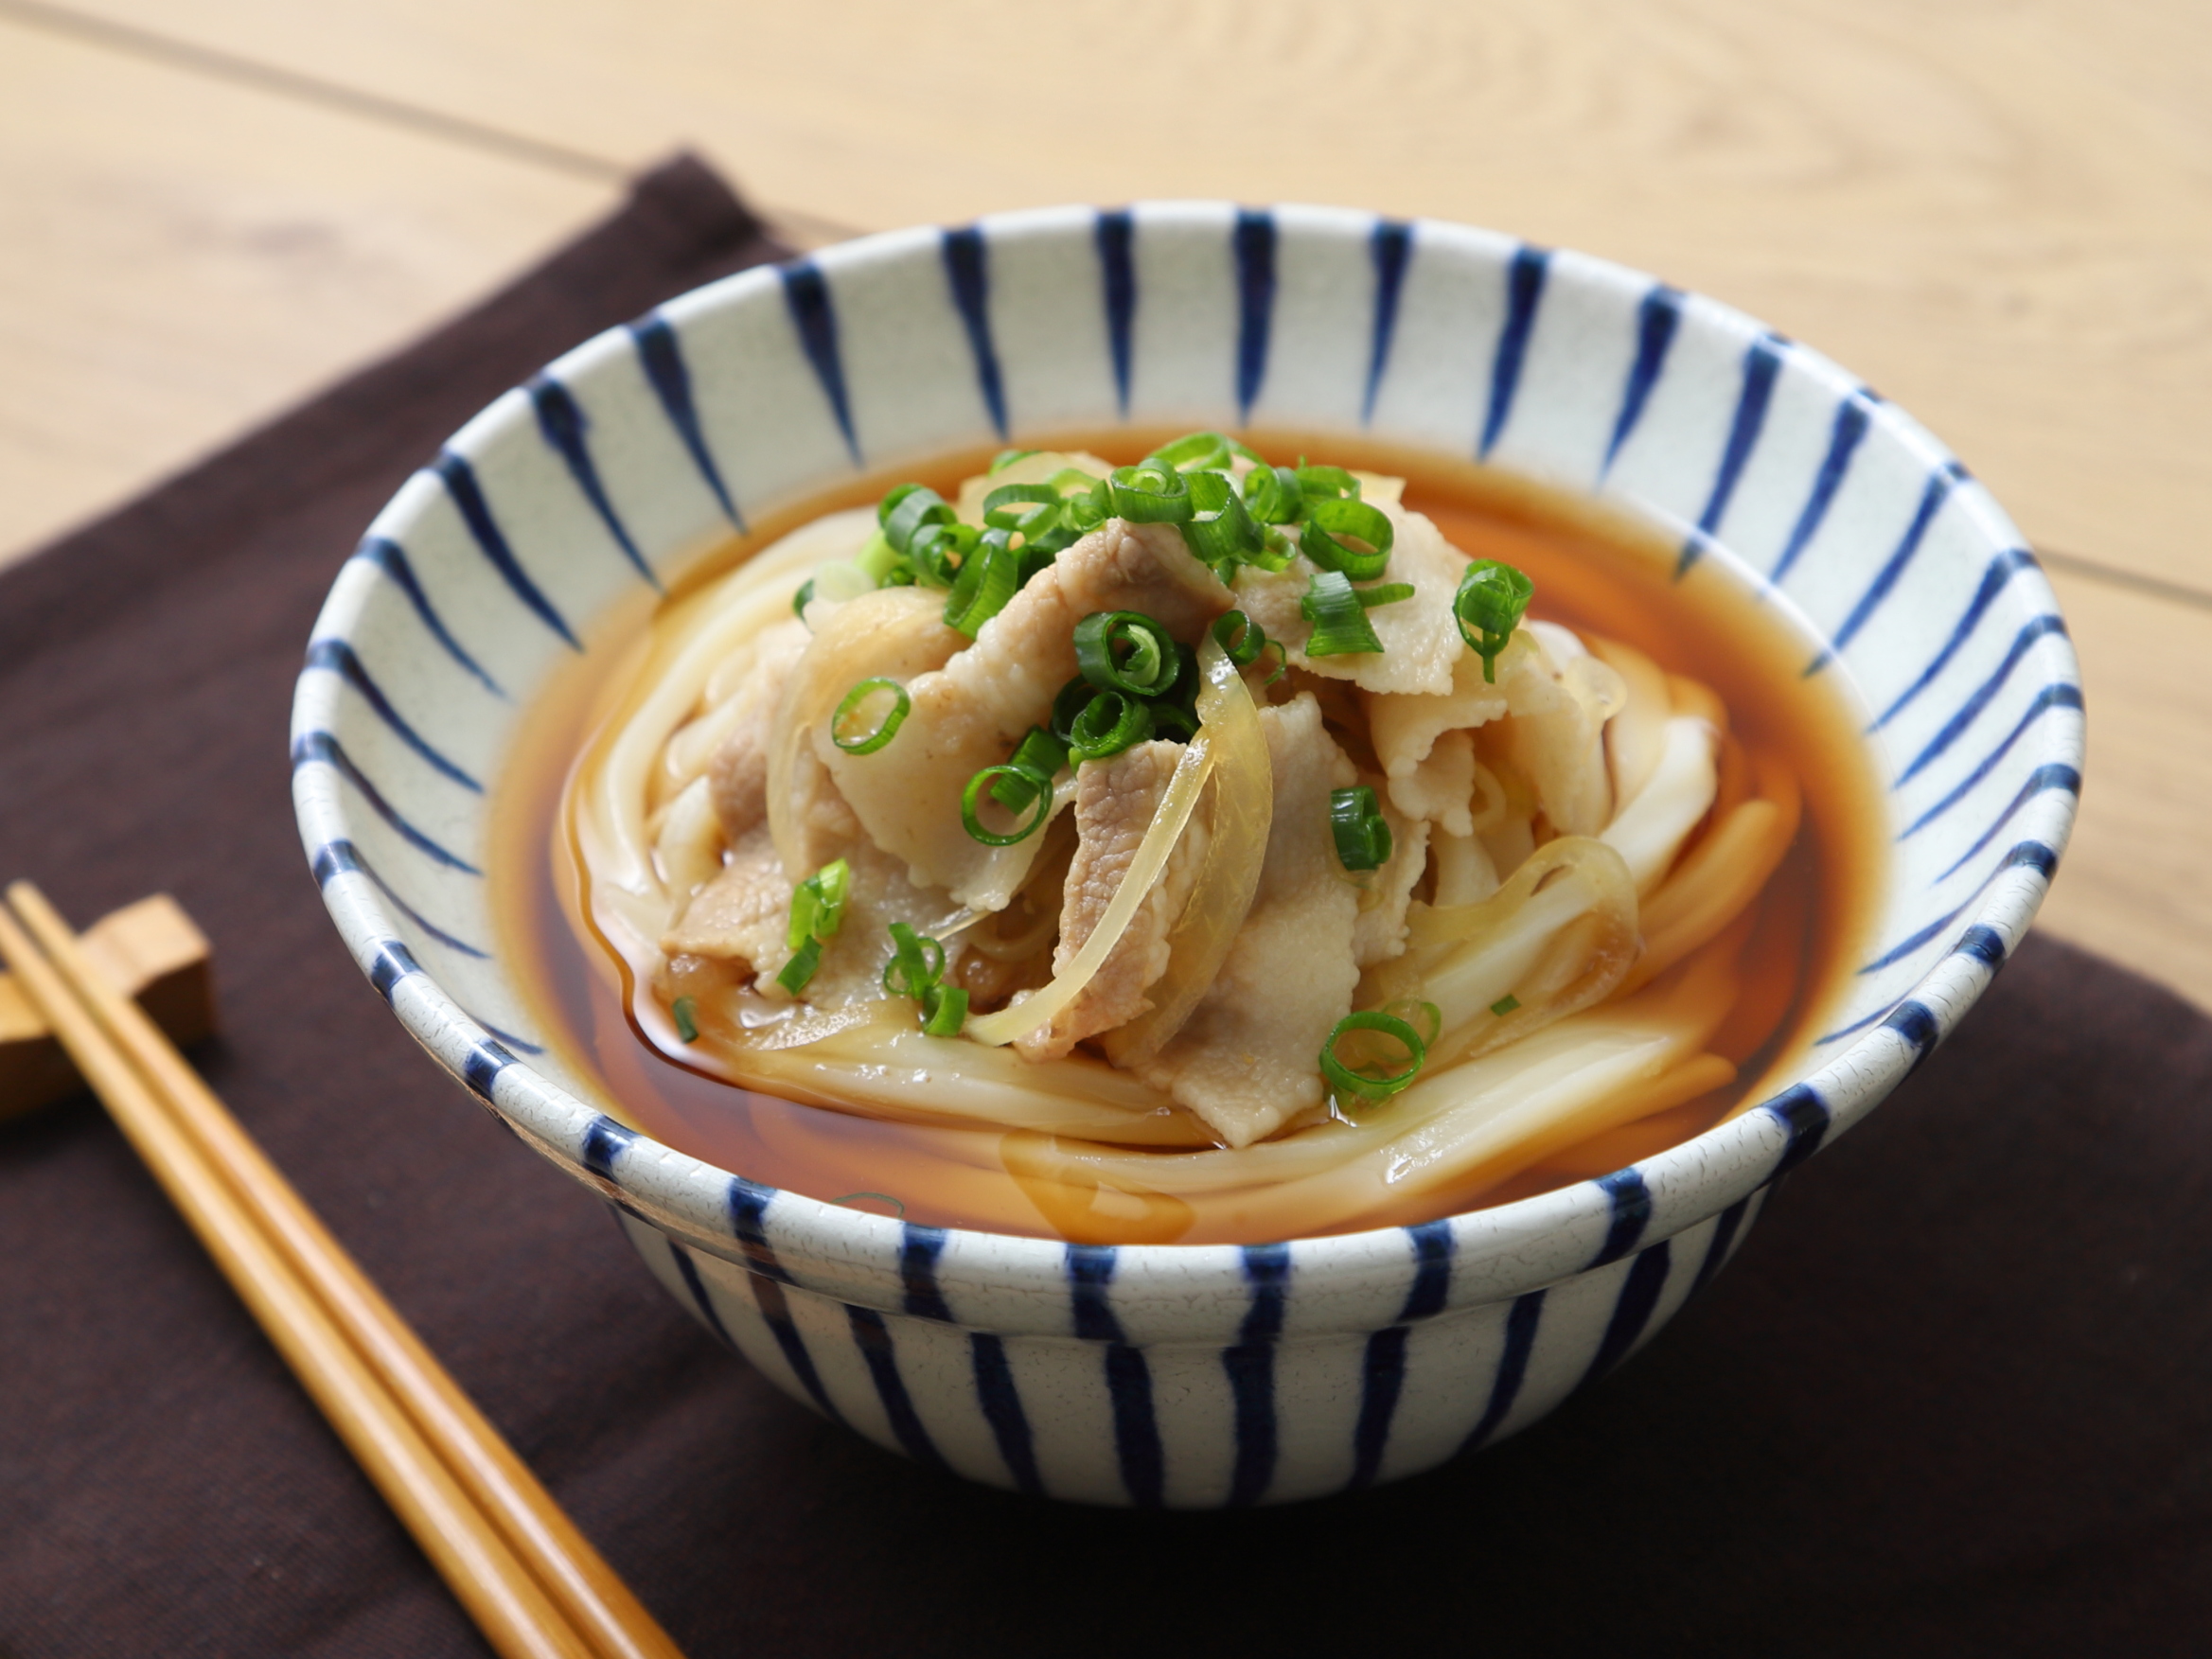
[0,893,214,1121]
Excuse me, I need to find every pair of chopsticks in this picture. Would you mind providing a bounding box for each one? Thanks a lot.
[0,883,684,1659]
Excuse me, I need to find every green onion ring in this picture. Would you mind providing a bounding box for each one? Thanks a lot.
[943,532,1023,637]
[1301,570,1386,657]
[671,996,700,1044]
[1453,557,1535,684]
[1106,463,1194,523]
[921,983,969,1037]
[1074,609,1179,696]
[992,727,1070,811]
[1319,1011,1426,1103]
[1067,691,1155,763]
[1301,497,1395,581]
[982,481,1061,529]
[1184,469,1265,567]
[1293,463,1361,502]
[1211,609,1268,668]
[882,922,948,999]
[881,485,956,554]
[961,764,1056,846]
[1050,676,1095,745]
[1146,431,1236,473]
[1330,785,1393,871]
[831,679,911,753]
[773,935,824,995]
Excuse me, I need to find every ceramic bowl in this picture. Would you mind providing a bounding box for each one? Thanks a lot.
[292,203,2081,1507]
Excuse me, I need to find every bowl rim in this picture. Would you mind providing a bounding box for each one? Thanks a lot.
[291,200,2082,1332]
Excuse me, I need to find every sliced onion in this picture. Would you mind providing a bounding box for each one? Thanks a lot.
[963,633,1246,1050]
[1100,634,1272,1067]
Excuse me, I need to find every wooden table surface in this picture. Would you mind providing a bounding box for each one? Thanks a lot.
[4,0,2206,1008]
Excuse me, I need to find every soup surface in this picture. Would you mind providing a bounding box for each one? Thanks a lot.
[489,432,1886,1243]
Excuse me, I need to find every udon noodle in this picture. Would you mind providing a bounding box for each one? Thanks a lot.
[547,436,1832,1244]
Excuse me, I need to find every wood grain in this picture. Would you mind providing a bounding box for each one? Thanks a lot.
[36,0,2212,595]
[0,10,609,560]
[2034,570,2212,1009]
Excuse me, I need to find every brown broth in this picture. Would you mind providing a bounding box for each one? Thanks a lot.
[487,432,1887,1239]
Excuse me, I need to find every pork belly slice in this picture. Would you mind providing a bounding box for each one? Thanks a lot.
[1016,741,1208,1062]
[823,519,1230,911]
[1134,695,1360,1148]
[662,824,792,979]
[1231,503,1468,697]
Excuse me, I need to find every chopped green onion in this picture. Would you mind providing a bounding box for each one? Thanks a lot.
[774,936,823,995]
[881,485,956,554]
[1355,582,1415,609]
[1384,998,1444,1048]
[1212,609,1267,667]
[1301,570,1387,656]
[1293,463,1362,502]
[1490,993,1522,1017]
[1251,525,1299,573]
[904,519,973,588]
[943,530,1023,636]
[1050,675,1096,746]
[962,763,1056,845]
[831,679,911,754]
[991,727,1070,810]
[791,577,816,616]
[882,922,947,999]
[1212,611,1286,685]
[1184,469,1265,568]
[1057,474,1110,535]
[1106,463,1194,523]
[786,858,850,950]
[1301,497,1395,581]
[1145,431,1236,473]
[882,922,966,1034]
[774,859,851,993]
[1240,465,1303,525]
[989,449,1037,473]
[1454,558,1534,683]
[982,481,1060,529]
[1319,1011,1425,1104]
[671,996,699,1043]
[1330,785,1393,871]
[1074,610,1179,697]
[921,983,969,1037]
[1067,690,1155,763]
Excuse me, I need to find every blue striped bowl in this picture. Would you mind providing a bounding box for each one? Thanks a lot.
[292,203,2080,1507]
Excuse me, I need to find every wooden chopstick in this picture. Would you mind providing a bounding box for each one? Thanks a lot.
[0,883,684,1659]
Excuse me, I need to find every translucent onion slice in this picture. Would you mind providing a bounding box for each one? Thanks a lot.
[963,633,1244,1049]
[1100,636,1272,1068]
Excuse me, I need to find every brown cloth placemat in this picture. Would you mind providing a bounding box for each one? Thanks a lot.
[3,157,2208,1657]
